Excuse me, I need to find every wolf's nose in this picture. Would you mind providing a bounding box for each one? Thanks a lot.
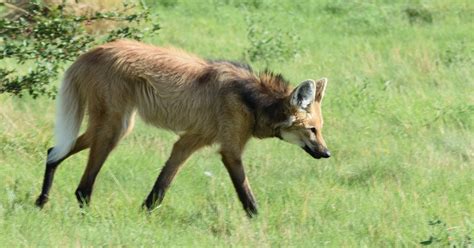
[321,150,331,158]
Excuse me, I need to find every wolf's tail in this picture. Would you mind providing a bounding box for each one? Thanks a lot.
[47,72,85,164]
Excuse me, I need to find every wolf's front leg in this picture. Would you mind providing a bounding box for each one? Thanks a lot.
[144,134,208,210]
[220,151,258,218]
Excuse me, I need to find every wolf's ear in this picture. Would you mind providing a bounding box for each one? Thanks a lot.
[315,78,328,103]
[290,80,316,110]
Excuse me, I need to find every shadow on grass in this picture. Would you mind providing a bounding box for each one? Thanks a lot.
[335,163,406,187]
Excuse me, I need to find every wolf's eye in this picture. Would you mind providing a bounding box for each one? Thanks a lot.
[309,127,317,134]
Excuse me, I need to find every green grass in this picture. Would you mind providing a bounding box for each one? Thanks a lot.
[1,0,473,246]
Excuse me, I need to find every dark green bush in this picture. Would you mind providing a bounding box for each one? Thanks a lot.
[0,1,159,99]
[244,14,300,66]
[404,6,433,24]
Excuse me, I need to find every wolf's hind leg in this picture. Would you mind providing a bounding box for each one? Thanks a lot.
[35,132,91,208]
[74,111,134,207]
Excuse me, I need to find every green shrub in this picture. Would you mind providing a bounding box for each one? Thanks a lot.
[420,219,473,247]
[244,13,300,66]
[0,1,159,99]
[404,6,433,24]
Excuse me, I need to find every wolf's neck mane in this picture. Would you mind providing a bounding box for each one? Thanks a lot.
[234,70,291,138]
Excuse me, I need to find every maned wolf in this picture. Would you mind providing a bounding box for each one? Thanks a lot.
[35,40,330,217]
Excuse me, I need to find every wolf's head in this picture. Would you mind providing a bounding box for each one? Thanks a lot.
[277,78,330,159]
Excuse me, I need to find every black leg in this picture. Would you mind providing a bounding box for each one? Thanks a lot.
[143,177,167,210]
[143,134,206,211]
[35,133,91,208]
[35,148,62,208]
[221,152,258,218]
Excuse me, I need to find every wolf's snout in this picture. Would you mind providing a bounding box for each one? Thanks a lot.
[321,149,331,158]
[302,145,331,159]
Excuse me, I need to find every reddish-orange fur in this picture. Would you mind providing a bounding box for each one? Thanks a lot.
[35,40,330,217]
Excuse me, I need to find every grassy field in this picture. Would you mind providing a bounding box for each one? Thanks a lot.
[1,0,473,246]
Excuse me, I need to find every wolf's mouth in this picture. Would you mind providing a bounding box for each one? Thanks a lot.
[303,145,322,159]
[302,145,331,159]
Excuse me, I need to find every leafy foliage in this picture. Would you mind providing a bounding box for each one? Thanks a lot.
[323,2,395,35]
[0,1,159,99]
[420,219,472,247]
[404,6,433,24]
[244,13,300,66]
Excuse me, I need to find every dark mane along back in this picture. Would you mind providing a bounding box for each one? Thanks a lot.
[206,60,290,97]
[203,59,291,119]
[257,69,290,98]
[207,59,253,72]
[226,69,291,131]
